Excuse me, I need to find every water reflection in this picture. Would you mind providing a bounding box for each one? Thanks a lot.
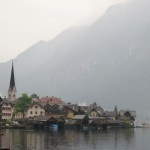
[0,128,136,150]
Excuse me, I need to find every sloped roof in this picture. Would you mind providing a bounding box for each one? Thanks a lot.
[38,96,64,104]
[34,116,51,121]
[34,115,64,122]
[79,103,104,114]
[119,110,136,117]
[103,111,116,117]
[1,98,16,106]
[64,103,78,111]
[41,102,64,111]
[9,62,16,91]
[63,105,77,113]
[24,102,44,111]
[78,106,88,112]
[73,115,86,120]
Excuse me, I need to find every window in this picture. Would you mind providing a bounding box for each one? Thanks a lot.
[40,111,42,115]
[35,106,38,109]
[30,111,32,114]
[35,111,37,115]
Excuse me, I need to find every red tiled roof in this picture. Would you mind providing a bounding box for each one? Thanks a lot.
[38,96,64,104]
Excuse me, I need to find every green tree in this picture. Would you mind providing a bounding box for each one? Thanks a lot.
[114,105,118,114]
[14,93,32,117]
[30,93,39,99]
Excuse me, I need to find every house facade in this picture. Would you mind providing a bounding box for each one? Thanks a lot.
[24,103,45,118]
[43,103,64,117]
[63,106,77,119]
[88,108,100,117]
[1,101,14,121]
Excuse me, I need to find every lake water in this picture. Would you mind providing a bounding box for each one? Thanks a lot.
[0,128,150,150]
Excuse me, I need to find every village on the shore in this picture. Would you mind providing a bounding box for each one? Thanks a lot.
[0,62,136,130]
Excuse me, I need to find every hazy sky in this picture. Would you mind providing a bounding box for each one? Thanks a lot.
[0,0,127,63]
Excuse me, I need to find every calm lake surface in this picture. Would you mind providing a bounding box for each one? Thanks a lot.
[0,128,150,150]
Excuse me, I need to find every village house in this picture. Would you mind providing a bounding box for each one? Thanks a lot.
[24,102,45,118]
[62,105,77,119]
[79,102,104,115]
[119,110,136,126]
[32,96,66,117]
[119,110,136,119]
[88,108,100,117]
[72,115,89,128]
[14,102,45,119]
[43,103,64,117]
[103,111,116,120]
[1,100,14,121]
[33,115,65,129]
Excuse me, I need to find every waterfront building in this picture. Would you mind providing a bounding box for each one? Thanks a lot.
[103,111,116,120]
[15,102,45,119]
[24,102,45,118]
[88,108,101,117]
[119,110,136,126]
[1,100,14,121]
[63,105,77,119]
[72,115,89,127]
[79,102,104,115]
[43,103,64,117]
[33,96,65,117]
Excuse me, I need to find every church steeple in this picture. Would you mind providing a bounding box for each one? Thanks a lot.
[8,61,17,100]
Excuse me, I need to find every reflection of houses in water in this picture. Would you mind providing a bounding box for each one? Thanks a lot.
[3,129,45,150]
[1,128,136,150]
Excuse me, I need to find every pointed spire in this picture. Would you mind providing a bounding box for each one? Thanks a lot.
[9,61,15,90]
[8,61,17,100]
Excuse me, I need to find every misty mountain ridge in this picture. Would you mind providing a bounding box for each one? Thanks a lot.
[0,0,150,118]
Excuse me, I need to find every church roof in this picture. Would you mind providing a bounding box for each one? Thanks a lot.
[9,62,16,91]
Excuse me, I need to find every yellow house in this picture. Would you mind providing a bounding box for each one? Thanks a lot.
[63,106,76,119]
[24,102,45,118]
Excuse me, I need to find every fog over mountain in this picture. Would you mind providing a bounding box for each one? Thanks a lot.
[0,0,150,118]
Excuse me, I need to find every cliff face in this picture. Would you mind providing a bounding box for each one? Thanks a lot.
[0,0,150,117]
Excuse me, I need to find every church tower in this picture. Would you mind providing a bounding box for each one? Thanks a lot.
[8,61,17,101]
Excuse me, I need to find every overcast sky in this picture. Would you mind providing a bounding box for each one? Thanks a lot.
[0,0,128,63]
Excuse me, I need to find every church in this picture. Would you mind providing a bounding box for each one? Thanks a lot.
[8,61,17,101]
[1,62,17,121]
[1,62,46,121]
